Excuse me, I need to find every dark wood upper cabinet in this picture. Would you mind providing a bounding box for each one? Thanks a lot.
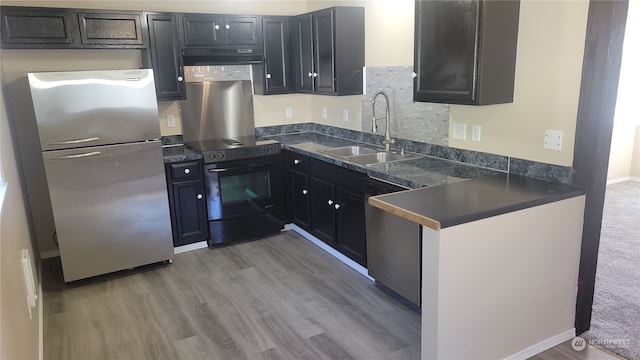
[1,6,147,49]
[182,14,224,46]
[224,16,259,45]
[77,12,144,47]
[292,7,364,96]
[414,0,520,105]
[1,7,75,46]
[145,13,185,100]
[253,16,292,95]
[182,14,259,47]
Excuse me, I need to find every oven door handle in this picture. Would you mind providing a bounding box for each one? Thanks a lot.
[207,161,278,173]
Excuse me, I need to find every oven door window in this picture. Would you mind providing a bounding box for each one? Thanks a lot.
[206,161,281,221]
[220,171,270,203]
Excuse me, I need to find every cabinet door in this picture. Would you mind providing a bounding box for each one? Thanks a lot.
[313,9,336,94]
[147,14,185,100]
[1,7,74,47]
[291,171,311,230]
[224,16,259,45]
[293,14,314,92]
[310,176,335,246]
[77,12,144,47]
[414,0,479,103]
[172,180,208,246]
[261,16,292,94]
[183,14,224,46]
[335,187,367,266]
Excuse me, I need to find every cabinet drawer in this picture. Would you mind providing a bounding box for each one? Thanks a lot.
[310,158,366,192]
[170,161,202,181]
[283,150,309,172]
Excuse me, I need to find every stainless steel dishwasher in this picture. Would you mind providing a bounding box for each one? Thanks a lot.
[365,177,422,306]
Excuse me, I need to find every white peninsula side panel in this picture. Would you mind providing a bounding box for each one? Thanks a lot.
[422,195,586,360]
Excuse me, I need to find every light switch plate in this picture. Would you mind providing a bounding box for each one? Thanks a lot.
[544,130,563,151]
[166,115,176,128]
[285,107,293,119]
[322,107,328,119]
[472,125,481,142]
[343,110,349,122]
[453,122,466,140]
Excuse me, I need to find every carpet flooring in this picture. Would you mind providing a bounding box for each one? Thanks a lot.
[582,181,640,360]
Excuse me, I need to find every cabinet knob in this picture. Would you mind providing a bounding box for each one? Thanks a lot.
[327,200,334,205]
[177,76,184,82]
[334,203,341,210]
[214,24,220,30]
[313,72,318,78]
[302,189,308,195]
[266,73,272,79]
[412,72,417,78]
[308,72,313,78]
[293,159,300,164]
[225,24,230,30]
[184,168,190,174]
[197,194,203,200]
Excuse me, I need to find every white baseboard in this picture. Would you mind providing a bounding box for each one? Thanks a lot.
[607,176,640,185]
[39,264,44,360]
[503,328,576,360]
[173,241,208,254]
[289,224,374,281]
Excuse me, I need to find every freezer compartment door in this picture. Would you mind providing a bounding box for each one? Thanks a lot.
[28,69,161,151]
[42,140,173,282]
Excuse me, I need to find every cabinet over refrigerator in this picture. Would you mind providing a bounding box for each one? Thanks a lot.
[28,69,174,282]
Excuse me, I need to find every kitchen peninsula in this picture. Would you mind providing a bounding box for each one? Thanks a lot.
[268,129,586,359]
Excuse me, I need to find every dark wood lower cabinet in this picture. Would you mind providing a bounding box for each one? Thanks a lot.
[310,176,336,246]
[166,161,209,247]
[291,170,311,229]
[335,187,367,266]
[282,149,368,266]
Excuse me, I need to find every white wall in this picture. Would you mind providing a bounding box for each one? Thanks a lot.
[422,196,585,359]
[0,74,41,360]
[607,1,640,182]
[607,123,639,182]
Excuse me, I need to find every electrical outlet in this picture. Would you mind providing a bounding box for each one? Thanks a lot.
[285,107,293,119]
[322,107,328,119]
[453,122,466,140]
[343,110,349,122]
[472,125,481,142]
[544,130,563,150]
[166,115,176,128]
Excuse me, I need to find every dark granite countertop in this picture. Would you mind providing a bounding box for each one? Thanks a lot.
[369,173,585,230]
[265,131,584,230]
[162,145,202,163]
[265,132,497,189]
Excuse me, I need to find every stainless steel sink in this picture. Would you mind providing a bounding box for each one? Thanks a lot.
[349,151,422,165]
[323,145,378,157]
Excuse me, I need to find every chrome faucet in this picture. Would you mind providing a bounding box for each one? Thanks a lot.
[371,90,395,151]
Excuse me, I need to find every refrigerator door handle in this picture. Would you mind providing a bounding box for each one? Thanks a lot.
[48,137,100,145]
[50,151,102,160]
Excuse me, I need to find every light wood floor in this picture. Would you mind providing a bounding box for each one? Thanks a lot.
[42,230,623,360]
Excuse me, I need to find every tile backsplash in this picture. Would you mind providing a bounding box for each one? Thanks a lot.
[362,66,450,147]
[184,65,252,82]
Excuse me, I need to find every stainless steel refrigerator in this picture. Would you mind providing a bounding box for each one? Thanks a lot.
[27,69,173,282]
